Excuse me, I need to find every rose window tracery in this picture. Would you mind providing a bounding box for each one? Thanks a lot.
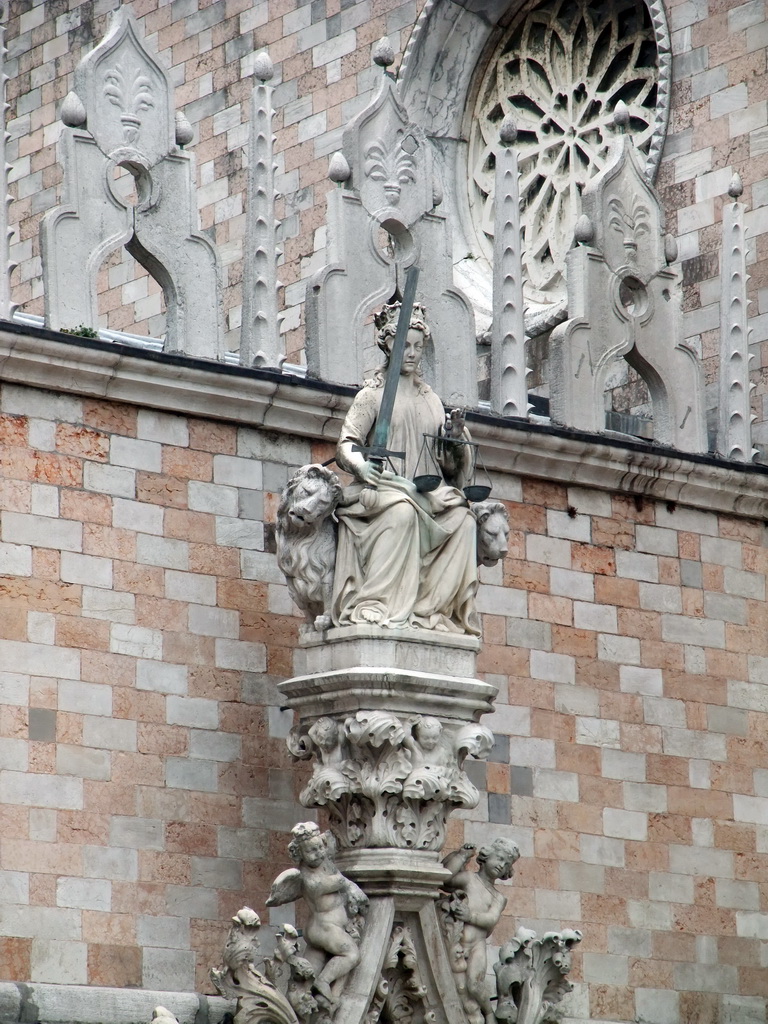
[468,0,664,305]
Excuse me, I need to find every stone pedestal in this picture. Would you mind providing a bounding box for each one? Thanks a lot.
[280,628,497,852]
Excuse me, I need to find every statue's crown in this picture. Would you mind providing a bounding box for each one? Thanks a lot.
[374,301,430,343]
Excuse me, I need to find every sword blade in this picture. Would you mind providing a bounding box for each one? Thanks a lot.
[369,265,420,458]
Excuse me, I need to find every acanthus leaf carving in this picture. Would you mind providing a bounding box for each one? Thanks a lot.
[494,928,583,1024]
[291,712,493,850]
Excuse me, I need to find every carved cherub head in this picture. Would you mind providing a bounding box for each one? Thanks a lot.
[412,715,442,752]
[288,821,329,868]
[308,717,341,753]
[476,837,520,881]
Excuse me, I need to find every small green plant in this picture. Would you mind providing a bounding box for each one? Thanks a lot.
[60,324,99,338]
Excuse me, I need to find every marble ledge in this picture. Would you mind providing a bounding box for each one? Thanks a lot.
[1,323,768,520]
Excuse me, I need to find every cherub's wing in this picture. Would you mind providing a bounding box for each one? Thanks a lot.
[266,868,303,907]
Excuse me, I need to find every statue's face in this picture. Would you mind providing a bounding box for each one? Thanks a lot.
[395,328,424,376]
[300,835,326,867]
[483,850,513,880]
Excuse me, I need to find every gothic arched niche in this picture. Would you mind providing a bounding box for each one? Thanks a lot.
[399,0,670,322]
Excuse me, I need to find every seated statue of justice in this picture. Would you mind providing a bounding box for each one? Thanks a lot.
[332,277,481,635]
[276,269,509,636]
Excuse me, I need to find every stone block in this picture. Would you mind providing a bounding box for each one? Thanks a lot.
[649,872,694,903]
[624,782,667,813]
[638,582,682,613]
[2,512,82,552]
[707,705,747,735]
[530,649,575,684]
[643,695,686,727]
[602,749,646,782]
[635,988,679,1024]
[716,878,760,910]
[188,604,240,639]
[547,509,590,542]
[505,618,552,650]
[138,410,189,447]
[575,717,620,748]
[213,454,262,489]
[142,947,196,992]
[216,827,269,860]
[533,768,579,802]
[111,624,163,660]
[189,730,241,762]
[167,696,219,729]
[551,568,594,601]
[535,888,581,921]
[215,638,267,672]
[56,744,111,781]
[109,816,164,850]
[0,737,28,770]
[56,877,111,912]
[597,634,641,663]
[83,846,137,881]
[603,807,647,840]
[215,516,264,550]
[82,716,137,751]
[734,794,768,825]
[525,535,571,569]
[137,915,191,949]
[580,835,625,867]
[662,727,727,760]
[574,601,617,632]
[635,525,678,556]
[30,939,88,985]
[243,797,314,832]
[136,660,188,695]
[190,856,242,890]
[0,870,29,904]
[554,684,599,717]
[673,963,738,992]
[166,570,217,605]
[0,672,29,706]
[165,757,218,792]
[188,481,238,516]
[507,737,556,769]
[0,541,32,576]
[166,885,219,920]
[679,559,703,588]
[608,925,652,957]
[476,584,526,616]
[619,665,663,695]
[136,535,189,571]
[1,770,83,809]
[113,498,164,536]
[615,550,659,582]
[581,952,628,986]
[628,900,672,930]
[111,436,162,473]
[700,535,742,567]
[83,463,136,498]
[661,615,725,648]
[82,588,135,625]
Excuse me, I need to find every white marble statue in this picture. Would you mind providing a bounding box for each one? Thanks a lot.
[441,839,521,1024]
[266,822,368,1011]
[332,303,480,634]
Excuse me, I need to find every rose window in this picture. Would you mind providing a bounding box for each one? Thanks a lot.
[468,0,665,305]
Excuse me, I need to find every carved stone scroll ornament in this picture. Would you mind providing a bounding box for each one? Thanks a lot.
[41,7,222,358]
[288,713,494,850]
[210,908,302,1024]
[494,928,582,1024]
[438,840,521,1024]
[365,924,436,1024]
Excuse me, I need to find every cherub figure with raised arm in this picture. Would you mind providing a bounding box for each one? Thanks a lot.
[266,822,368,1011]
[332,301,480,634]
[442,839,521,1024]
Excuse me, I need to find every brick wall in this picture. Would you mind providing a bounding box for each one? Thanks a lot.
[1,365,768,1020]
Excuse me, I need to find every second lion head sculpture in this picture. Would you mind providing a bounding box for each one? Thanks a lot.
[276,464,343,633]
[472,500,510,567]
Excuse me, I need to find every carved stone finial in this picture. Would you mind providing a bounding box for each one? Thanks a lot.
[728,172,744,199]
[254,51,274,82]
[574,213,593,245]
[664,232,678,264]
[61,90,87,128]
[499,116,517,146]
[241,50,285,370]
[613,99,630,131]
[373,36,395,68]
[174,110,193,147]
[328,151,351,184]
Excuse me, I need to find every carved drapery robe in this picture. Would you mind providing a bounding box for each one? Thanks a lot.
[332,378,479,635]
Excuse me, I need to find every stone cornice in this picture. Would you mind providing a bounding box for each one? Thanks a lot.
[1,322,767,519]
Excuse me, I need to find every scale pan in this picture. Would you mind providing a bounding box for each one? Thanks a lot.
[464,485,492,502]
[414,474,441,493]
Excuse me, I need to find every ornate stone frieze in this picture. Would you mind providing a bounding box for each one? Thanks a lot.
[365,923,435,1024]
[288,712,493,850]
[41,8,222,358]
